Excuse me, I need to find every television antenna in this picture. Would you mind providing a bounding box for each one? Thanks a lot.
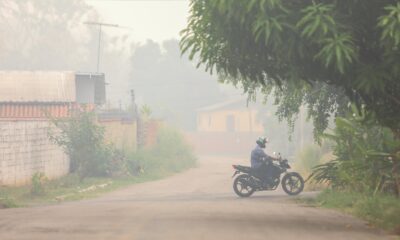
[84,21,129,72]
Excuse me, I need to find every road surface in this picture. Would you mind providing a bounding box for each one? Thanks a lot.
[0,156,392,240]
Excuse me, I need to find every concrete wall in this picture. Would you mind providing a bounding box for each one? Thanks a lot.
[0,121,69,186]
[99,119,137,152]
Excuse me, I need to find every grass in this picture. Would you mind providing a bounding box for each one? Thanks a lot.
[298,189,400,234]
[0,165,191,208]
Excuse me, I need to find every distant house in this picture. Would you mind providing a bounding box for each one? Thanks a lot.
[196,99,264,133]
[187,99,265,156]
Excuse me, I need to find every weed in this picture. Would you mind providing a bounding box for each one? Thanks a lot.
[31,172,47,196]
[0,197,18,208]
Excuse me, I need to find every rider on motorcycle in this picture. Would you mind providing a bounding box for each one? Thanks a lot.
[251,137,279,186]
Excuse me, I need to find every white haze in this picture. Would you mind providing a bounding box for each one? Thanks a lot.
[0,0,314,157]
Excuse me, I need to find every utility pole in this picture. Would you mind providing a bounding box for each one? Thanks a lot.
[83,21,120,72]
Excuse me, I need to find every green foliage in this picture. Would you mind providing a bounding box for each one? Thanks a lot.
[181,0,400,135]
[297,3,336,39]
[140,104,152,121]
[314,189,400,231]
[127,126,196,175]
[0,197,18,208]
[50,110,127,179]
[293,142,333,190]
[31,172,47,196]
[309,107,400,194]
[378,3,400,49]
[314,33,356,73]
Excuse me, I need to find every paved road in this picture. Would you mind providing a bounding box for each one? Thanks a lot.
[0,156,393,240]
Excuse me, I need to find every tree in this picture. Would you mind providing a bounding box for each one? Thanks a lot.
[0,0,99,70]
[130,39,224,130]
[181,0,400,138]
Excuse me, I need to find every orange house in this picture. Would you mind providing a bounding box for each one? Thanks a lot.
[187,99,265,156]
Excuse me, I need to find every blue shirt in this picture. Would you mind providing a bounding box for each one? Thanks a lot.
[251,145,269,168]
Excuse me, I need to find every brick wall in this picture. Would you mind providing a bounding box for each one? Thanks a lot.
[0,121,69,186]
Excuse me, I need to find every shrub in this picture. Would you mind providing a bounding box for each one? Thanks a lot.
[51,110,194,180]
[295,144,324,173]
[50,110,127,179]
[294,143,333,190]
[31,172,47,196]
[309,106,400,194]
[127,126,196,176]
[0,197,18,208]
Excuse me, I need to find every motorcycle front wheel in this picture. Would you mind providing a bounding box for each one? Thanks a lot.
[281,172,304,196]
[233,174,255,197]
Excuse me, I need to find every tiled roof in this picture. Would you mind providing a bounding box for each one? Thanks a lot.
[0,103,73,119]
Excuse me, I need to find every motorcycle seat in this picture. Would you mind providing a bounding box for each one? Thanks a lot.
[233,165,252,173]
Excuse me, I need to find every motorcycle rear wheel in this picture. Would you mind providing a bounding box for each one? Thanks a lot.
[233,174,255,197]
[282,172,304,196]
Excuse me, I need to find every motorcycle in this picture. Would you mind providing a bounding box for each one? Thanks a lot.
[232,155,304,197]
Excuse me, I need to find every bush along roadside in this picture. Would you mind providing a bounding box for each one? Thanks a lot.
[293,142,334,191]
[127,125,197,177]
[0,113,196,208]
[50,110,128,180]
[304,107,400,234]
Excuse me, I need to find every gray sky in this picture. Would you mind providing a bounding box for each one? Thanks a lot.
[85,0,189,44]
[84,0,242,110]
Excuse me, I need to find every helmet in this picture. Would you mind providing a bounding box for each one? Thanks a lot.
[256,136,268,148]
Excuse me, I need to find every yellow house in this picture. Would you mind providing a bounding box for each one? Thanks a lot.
[185,99,265,156]
[197,99,264,133]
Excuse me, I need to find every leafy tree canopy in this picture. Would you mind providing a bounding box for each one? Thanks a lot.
[181,0,400,136]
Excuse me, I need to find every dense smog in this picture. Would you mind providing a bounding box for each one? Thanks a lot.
[0,1,398,239]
